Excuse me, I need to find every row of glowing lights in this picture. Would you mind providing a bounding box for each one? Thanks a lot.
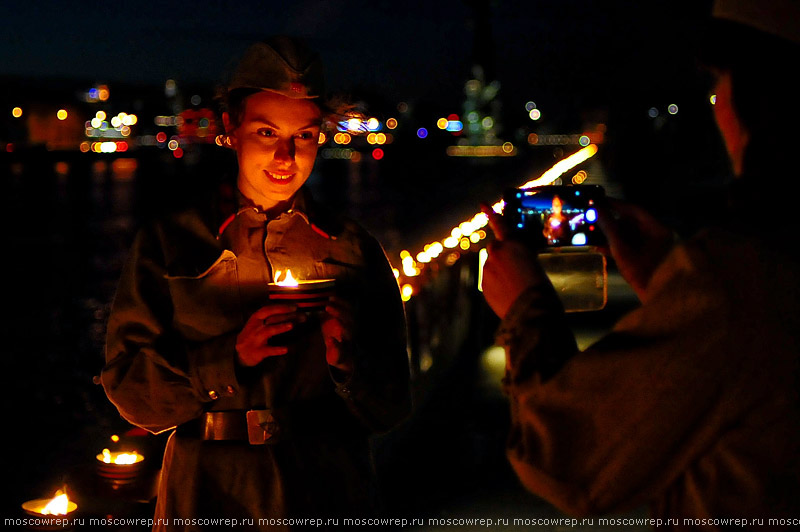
[340,116,398,132]
[393,143,599,301]
[80,134,186,156]
[23,435,142,516]
[9,94,716,124]
[9,107,140,126]
[327,131,394,145]
[80,141,130,153]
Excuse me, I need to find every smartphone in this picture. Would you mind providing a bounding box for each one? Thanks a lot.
[503,185,605,248]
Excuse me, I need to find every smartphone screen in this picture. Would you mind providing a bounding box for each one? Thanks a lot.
[504,185,605,247]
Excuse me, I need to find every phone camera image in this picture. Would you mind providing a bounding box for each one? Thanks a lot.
[504,185,605,248]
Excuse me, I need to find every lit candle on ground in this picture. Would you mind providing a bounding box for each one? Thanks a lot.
[97,448,144,465]
[22,489,77,516]
[96,448,145,485]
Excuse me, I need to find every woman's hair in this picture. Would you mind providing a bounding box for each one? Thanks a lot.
[215,87,365,134]
[699,18,800,176]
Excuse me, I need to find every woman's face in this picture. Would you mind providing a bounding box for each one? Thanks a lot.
[225,91,322,211]
[552,195,562,215]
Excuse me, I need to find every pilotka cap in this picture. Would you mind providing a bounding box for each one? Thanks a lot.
[228,36,325,99]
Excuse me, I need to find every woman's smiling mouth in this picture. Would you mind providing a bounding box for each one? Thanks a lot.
[265,170,294,183]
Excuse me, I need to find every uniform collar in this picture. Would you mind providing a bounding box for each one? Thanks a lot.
[218,186,341,239]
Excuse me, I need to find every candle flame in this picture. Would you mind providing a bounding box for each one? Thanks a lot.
[101,448,143,464]
[41,491,69,515]
[274,269,299,287]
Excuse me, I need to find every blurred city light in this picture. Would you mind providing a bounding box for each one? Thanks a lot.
[12,107,23,118]
[529,109,541,120]
[401,284,413,302]
[386,118,398,129]
[446,145,516,157]
[668,104,679,115]
[165,80,177,98]
[57,109,68,120]
[416,128,428,139]
[520,144,598,189]
[710,94,717,105]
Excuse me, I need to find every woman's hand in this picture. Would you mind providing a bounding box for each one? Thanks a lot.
[596,198,675,301]
[235,304,303,367]
[321,297,356,374]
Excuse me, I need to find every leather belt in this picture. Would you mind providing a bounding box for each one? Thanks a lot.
[176,399,355,445]
[178,409,280,445]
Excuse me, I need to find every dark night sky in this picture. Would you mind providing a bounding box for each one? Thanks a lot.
[2,0,713,115]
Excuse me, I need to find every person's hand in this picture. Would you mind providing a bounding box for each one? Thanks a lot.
[481,204,547,319]
[235,304,303,367]
[321,297,356,374]
[596,198,675,301]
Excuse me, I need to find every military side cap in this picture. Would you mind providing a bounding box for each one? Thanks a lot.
[228,35,324,99]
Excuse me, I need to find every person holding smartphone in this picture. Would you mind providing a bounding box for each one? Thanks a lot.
[482,0,800,526]
[101,36,411,530]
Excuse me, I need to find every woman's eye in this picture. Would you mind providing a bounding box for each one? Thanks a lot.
[298,132,316,140]
[257,129,275,137]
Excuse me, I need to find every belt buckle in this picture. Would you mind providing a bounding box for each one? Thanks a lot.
[246,409,277,445]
